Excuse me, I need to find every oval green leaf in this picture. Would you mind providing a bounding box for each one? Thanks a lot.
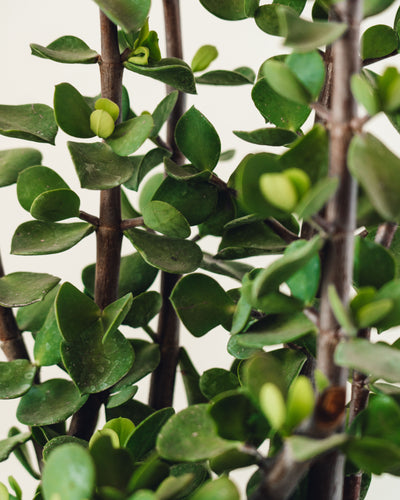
[30,36,98,64]
[92,0,151,33]
[30,188,80,222]
[0,272,60,307]
[0,360,36,399]
[361,25,399,60]
[107,115,154,156]
[234,127,297,146]
[0,148,42,187]
[0,104,57,144]
[196,69,254,85]
[199,0,250,20]
[54,83,94,138]
[191,45,218,72]
[190,477,240,500]
[142,200,190,238]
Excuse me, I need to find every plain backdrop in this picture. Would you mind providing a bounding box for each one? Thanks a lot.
[1,0,400,498]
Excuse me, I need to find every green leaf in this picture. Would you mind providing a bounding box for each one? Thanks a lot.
[346,437,400,474]
[12,221,94,255]
[261,60,311,105]
[82,252,158,299]
[363,0,396,17]
[354,236,396,289]
[42,444,95,500]
[199,0,253,19]
[0,104,58,144]
[236,313,317,348]
[17,379,88,425]
[43,436,88,461]
[201,253,252,282]
[279,7,347,52]
[198,190,236,237]
[150,91,179,137]
[348,133,400,221]
[170,274,235,337]
[295,177,339,220]
[123,291,161,328]
[127,408,174,461]
[361,25,399,60]
[34,305,63,366]
[179,347,208,406]
[259,383,286,431]
[142,201,190,238]
[7,427,40,479]
[125,58,197,94]
[124,148,170,191]
[30,189,80,222]
[356,299,393,328]
[373,280,400,330]
[255,4,285,36]
[68,141,138,189]
[0,360,36,399]
[0,432,31,462]
[190,477,240,500]
[285,376,315,430]
[285,51,325,99]
[288,434,349,461]
[92,0,150,33]
[0,148,42,187]
[285,239,320,303]
[351,73,381,116]
[16,285,59,333]
[107,115,153,156]
[378,67,400,113]
[252,235,323,298]
[54,83,94,138]
[153,176,218,225]
[0,271,59,308]
[102,293,133,342]
[157,404,238,461]
[126,228,202,273]
[196,69,254,85]
[200,368,240,400]
[328,285,357,336]
[233,128,297,146]
[170,463,210,499]
[30,36,98,64]
[113,339,160,388]
[191,45,218,72]
[252,74,310,130]
[335,338,400,382]
[175,107,221,170]
[107,385,138,408]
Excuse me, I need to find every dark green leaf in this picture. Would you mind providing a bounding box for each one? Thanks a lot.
[201,253,253,282]
[155,474,195,500]
[68,141,138,189]
[0,272,60,307]
[16,285,59,333]
[0,148,42,187]
[295,177,339,220]
[361,25,399,60]
[190,477,240,500]
[54,83,94,138]
[363,0,395,17]
[164,158,210,182]
[210,448,256,475]
[114,339,160,388]
[139,173,164,213]
[33,305,63,366]
[107,115,153,156]
[142,201,190,238]
[348,133,400,221]
[124,148,170,191]
[17,379,88,425]
[255,4,284,36]
[196,69,254,85]
[102,293,133,342]
[128,455,169,493]
[0,432,31,462]
[125,58,196,94]
[42,436,88,461]
[179,348,208,405]
[29,189,80,222]
[199,0,250,19]
[198,190,236,237]
[233,128,297,146]
[170,274,235,337]
[153,176,218,225]
[0,104,58,144]
[92,0,151,33]
[346,437,400,474]
[123,291,161,328]
[151,91,179,137]
[175,107,221,170]
[7,427,40,479]
[42,444,95,500]
[236,313,317,348]
[30,36,98,64]
[127,408,174,461]
[227,335,262,359]
[0,360,36,399]
[354,236,396,289]
[107,385,138,408]
[170,463,210,499]
[279,7,347,52]
[157,404,238,461]
[125,228,202,273]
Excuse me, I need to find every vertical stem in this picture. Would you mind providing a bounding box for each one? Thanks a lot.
[68,11,123,440]
[314,0,362,498]
[149,0,185,410]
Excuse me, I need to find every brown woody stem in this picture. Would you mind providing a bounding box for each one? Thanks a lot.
[68,10,123,440]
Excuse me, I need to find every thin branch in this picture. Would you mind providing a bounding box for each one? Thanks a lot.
[149,0,185,410]
[264,218,300,244]
[120,217,144,231]
[310,102,332,123]
[68,10,123,440]
[362,49,399,67]
[79,210,100,227]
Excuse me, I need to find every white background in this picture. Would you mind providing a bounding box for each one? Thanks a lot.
[1,0,400,498]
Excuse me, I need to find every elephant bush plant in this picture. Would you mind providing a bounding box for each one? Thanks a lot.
[1,0,400,499]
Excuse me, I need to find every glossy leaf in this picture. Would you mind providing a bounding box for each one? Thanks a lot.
[107,115,153,156]
[335,339,400,382]
[348,133,400,221]
[123,291,161,328]
[31,36,98,64]
[354,235,396,289]
[170,274,235,337]
[142,201,190,238]
[0,104,58,144]
[175,107,221,170]
[16,285,59,333]
[236,313,317,348]
[150,91,179,137]
[92,0,150,33]
[42,444,95,500]
[34,305,63,366]
[361,25,399,60]
[170,463,210,499]
[113,339,160,388]
[125,58,196,94]
[0,360,36,399]
[179,347,208,405]
[200,368,240,400]
[234,127,297,146]
[102,293,133,342]
[199,0,253,20]
[157,404,238,461]
[127,408,174,461]
[196,69,254,85]
[107,385,138,409]
[198,190,236,237]
[279,7,347,52]
[126,228,202,273]
[191,45,218,72]
[0,432,31,462]
[12,221,94,255]
[17,379,87,425]
[54,83,94,138]
[68,141,138,189]
[0,272,59,307]
[0,148,42,187]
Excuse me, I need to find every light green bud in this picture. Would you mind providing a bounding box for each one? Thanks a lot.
[128,46,150,66]
[95,98,120,121]
[259,382,287,432]
[260,172,298,212]
[283,168,311,199]
[90,109,115,139]
[285,375,315,431]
